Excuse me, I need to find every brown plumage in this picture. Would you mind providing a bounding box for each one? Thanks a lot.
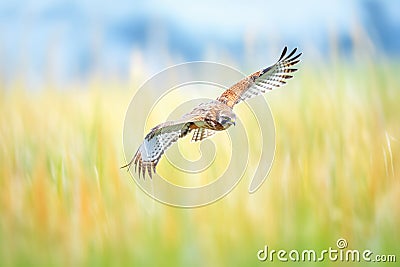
[122,47,302,178]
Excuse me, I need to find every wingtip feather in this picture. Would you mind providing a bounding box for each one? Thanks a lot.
[278,46,288,61]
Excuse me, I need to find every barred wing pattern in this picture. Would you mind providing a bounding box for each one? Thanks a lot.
[217,47,301,107]
[122,119,196,178]
[191,128,216,142]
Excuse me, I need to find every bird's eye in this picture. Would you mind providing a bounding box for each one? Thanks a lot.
[220,116,229,122]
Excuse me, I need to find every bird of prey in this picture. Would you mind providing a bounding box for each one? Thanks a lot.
[122,47,302,178]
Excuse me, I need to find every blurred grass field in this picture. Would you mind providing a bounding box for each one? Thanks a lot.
[0,59,399,266]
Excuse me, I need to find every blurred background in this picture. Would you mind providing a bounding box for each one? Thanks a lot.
[0,0,399,266]
[1,0,399,87]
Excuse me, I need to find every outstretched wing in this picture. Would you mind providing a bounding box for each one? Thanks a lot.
[122,117,201,178]
[217,47,302,107]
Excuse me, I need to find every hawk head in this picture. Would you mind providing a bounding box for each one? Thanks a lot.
[217,108,236,129]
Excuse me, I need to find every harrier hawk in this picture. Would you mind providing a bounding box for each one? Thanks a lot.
[122,47,302,178]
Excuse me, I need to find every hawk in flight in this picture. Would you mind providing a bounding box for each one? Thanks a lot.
[122,47,302,178]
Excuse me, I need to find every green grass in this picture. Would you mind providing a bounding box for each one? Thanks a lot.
[0,61,399,266]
